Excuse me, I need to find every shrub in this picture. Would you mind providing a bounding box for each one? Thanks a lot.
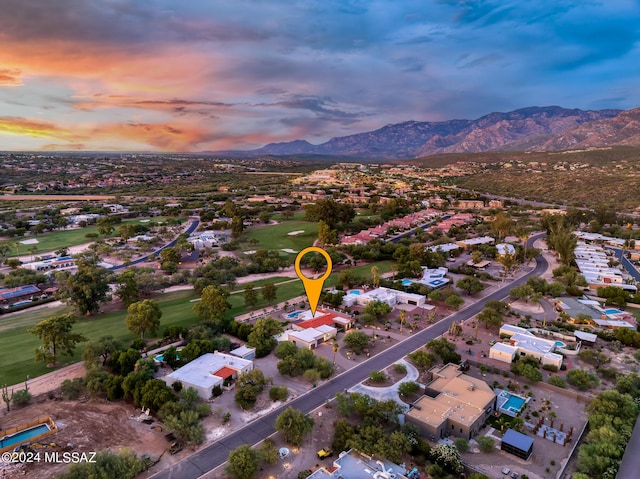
[171,381,183,392]
[478,436,494,453]
[130,338,146,351]
[454,437,469,452]
[212,385,222,397]
[394,363,407,374]
[61,378,86,400]
[567,369,600,391]
[12,388,32,406]
[542,364,558,372]
[547,376,566,388]
[369,371,386,383]
[269,385,289,402]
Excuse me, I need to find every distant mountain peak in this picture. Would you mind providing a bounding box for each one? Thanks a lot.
[213,106,631,159]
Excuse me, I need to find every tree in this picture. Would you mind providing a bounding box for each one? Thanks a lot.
[193,285,231,332]
[275,407,314,446]
[478,436,494,453]
[97,217,117,236]
[343,331,369,354]
[477,307,503,329]
[235,368,269,409]
[496,252,518,276]
[28,313,87,365]
[567,369,600,391]
[578,349,610,370]
[231,215,244,238]
[163,409,204,445]
[426,338,461,364]
[337,270,361,289]
[262,282,277,305]
[226,445,259,479]
[616,372,640,399]
[361,300,392,324]
[116,270,140,307]
[445,294,464,310]
[244,283,258,310]
[0,243,10,264]
[247,317,283,357]
[509,284,535,302]
[57,450,145,479]
[333,342,339,365]
[304,199,355,230]
[55,252,111,315]
[317,220,337,245]
[83,336,121,367]
[398,381,420,398]
[456,276,484,295]
[371,265,380,288]
[491,213,513,241]
[407,350,436,370]
[126,299,162,339]
[430,443,463,474]
[510,356,542,382]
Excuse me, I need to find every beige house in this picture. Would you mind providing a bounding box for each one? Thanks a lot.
[406,363,496,441]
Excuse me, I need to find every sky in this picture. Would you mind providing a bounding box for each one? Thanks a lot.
[0,0,639,152]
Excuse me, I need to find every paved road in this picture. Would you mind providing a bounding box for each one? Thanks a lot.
[109,217,200,271]
[150,234,547,479]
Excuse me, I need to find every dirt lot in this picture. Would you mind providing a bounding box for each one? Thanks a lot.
[0,395,174,479]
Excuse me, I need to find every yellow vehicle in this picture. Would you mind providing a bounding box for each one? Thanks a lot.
[317,448,333,459]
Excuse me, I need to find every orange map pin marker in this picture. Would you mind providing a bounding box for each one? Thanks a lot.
[295,246,333,317]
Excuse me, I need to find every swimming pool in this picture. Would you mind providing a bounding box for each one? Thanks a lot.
[555,341,566,348]
[498,390,527,416]
[286,311,303,319]
[605,308,624,315]
[155,353,179,362]
[11,300,32,307]
[0,423,51,450]
[348,290,361,295]
[401,279,413,286]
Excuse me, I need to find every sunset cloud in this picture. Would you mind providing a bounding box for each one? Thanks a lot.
[0,1,638,151]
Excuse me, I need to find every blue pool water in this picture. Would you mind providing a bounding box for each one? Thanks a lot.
[0,423,50,449]
[12,301,32,307]
[348,290,361,295]
[286,311,303,319]
[500,391,526,414]
[555,341,566,348]
[401,279,413,286]
[155,354,179,362]
[605,308,623,315]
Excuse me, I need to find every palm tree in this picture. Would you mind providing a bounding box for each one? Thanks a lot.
[332,342,339,365]
[399,309,406,333]
[27,246,38,262]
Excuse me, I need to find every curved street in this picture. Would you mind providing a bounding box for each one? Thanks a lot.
[150,233,548,479]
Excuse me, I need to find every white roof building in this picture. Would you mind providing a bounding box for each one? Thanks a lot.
[162,352,253,400]
[353,287,426,307]
[496,243,516,256]
[494,325,563,369]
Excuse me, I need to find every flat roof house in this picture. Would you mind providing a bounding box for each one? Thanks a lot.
[308,449,410,479]
[405,363,496,441]
[501,428,534,460]
[354,287,426,307]
[493,325,563,369]
[162,352,253,400]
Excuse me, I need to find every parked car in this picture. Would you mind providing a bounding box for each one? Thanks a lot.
[317,448,333,459]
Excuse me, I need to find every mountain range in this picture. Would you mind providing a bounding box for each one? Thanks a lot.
[211,106,640,159]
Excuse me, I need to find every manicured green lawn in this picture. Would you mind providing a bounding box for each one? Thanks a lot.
[1,217,182,257]
[242,220,318,254]
[0,290,198,386]
[0,259,395,386]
